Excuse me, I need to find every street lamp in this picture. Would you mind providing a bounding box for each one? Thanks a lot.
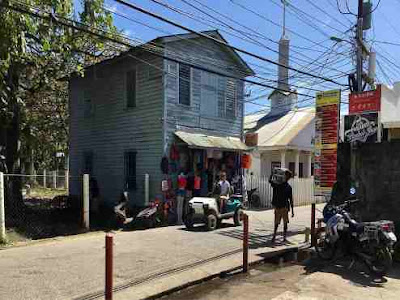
[330,36,353,45]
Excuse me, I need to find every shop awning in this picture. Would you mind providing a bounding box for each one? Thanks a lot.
[175,131,248,151]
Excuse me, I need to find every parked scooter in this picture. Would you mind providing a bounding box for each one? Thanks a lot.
[114,190,131,227]
[316,197,397,276]
[134,199,162,228]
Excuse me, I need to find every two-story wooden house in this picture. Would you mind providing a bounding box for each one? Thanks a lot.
[69,30,254,206]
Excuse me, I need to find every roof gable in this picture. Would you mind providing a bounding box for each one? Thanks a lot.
[255,107,315,148]
[153,30,254,77]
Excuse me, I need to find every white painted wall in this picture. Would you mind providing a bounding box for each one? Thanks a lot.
[381,82,400,128]
[250,150,313,178]
[290,119,315,149]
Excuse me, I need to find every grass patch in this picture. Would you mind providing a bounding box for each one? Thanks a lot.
[26,187,67,199]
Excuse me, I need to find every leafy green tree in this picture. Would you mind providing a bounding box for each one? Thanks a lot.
[0,0,122,216]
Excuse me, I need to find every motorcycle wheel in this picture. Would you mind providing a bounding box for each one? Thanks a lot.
[315,230,337,261]
[365,247,392,277]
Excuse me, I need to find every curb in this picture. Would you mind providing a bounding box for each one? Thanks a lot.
[142,243,311,300]
[0,229,108,251]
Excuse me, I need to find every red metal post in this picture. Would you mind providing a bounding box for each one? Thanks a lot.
[105,233,113,300]
[311,203,316,246]
[243,213,249,273]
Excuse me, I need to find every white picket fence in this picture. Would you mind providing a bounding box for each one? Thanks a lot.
[246,175,324,208]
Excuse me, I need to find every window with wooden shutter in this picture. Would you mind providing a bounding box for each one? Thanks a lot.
[126,70,136,108]
[124,151,136,190]
[225,79,237,118]
[179,63,191,105]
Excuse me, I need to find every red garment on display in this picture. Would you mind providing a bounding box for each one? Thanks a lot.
[178,175,187,189]
[170,144,180,161]
[194,176,201,190]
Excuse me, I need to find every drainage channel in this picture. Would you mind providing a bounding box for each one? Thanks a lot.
[152,247,312,300]
[73,248,243,300]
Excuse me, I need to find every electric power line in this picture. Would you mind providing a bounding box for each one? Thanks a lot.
[3,0,345,103]
[229,0,340,52]
[104,4,348,94]
[303,0,352,29]
[114,0,348,87]
[149,0,350,75]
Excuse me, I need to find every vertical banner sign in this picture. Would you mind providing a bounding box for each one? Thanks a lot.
[314,90,340,199]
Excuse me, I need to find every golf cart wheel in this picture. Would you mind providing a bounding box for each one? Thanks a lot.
[185,214,194,230]
[234,208,243,226]
[206,213,218,231]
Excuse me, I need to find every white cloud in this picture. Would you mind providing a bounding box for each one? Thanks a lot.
[105,4,118,13]
[123,29,134,37]
[321,19,332,29]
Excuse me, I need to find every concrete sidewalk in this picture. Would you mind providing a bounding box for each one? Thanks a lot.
[164,260,400,300]
[0,204,322,300]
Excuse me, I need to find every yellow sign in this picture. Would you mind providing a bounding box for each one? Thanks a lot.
[316,90,341,107]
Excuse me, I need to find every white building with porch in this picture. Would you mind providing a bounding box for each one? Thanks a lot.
[243,3,316,208]
[245,107,315,179]
[244,6,315,180]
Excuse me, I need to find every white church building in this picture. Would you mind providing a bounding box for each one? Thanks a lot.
[245,10,315,179]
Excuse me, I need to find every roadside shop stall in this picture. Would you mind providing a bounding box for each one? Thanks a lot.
[159,131,251,224]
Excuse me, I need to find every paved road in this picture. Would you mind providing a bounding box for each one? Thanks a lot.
[0,204,321,300]
[164,258,400,300]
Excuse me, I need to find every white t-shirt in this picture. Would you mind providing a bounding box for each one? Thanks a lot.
[219,180,231,196]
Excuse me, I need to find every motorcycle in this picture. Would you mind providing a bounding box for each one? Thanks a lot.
[114,191,129,227]
[134,199,163,228]
[315,199,397,276]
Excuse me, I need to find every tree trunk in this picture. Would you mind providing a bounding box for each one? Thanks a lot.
[4,64,25,221]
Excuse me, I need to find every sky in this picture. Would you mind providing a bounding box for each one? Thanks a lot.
[74,0,400,115]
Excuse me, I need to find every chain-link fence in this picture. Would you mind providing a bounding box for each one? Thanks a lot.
[1,172,80,243]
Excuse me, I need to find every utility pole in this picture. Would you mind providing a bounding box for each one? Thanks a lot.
[356,0,364,93]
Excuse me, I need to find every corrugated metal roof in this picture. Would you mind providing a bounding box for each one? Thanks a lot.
[256,107,315,148]
[244,112,268,131]
[175,131,248,151]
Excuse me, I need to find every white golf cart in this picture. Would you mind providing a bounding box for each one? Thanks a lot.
[184,194,244,231]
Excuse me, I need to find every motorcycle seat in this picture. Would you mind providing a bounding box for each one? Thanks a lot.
[342,212,364,233]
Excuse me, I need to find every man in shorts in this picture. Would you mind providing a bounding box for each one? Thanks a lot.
[269,170,294,243]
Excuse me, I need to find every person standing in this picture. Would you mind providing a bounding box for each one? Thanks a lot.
[217,171,231,212]
[269,170,294,243]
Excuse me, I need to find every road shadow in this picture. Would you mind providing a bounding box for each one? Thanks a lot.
[178,222,237,232]
[303,255,400,287]
[245,207,273,212]
[216,227,303,249]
